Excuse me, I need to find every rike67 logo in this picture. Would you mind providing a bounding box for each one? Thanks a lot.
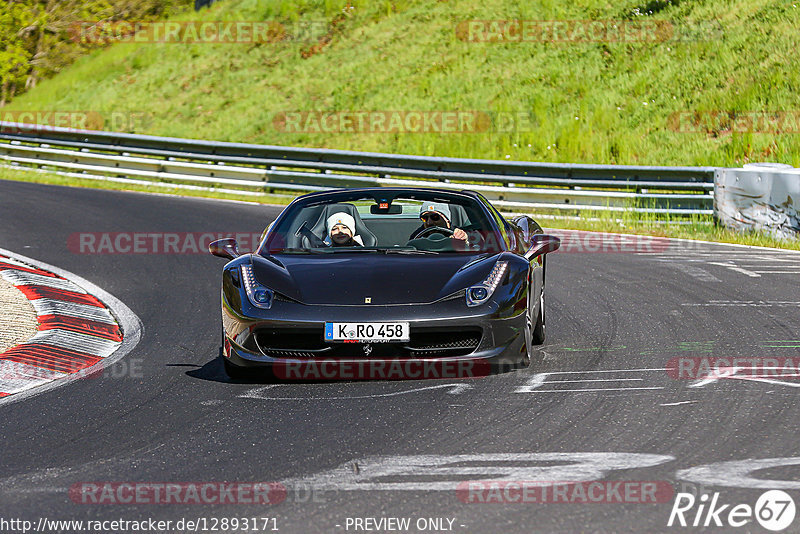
[668,490,796,531]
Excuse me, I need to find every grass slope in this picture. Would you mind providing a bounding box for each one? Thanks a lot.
[3,0,799,167]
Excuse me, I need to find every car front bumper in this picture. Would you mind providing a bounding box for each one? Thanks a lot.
[222,296,529,377]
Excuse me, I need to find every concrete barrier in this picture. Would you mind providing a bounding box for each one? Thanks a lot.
[715,163,800,240]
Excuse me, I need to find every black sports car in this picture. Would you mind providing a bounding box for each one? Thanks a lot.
[210,187,560,380]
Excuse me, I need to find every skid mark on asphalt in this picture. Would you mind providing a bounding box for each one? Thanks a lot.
[682,300,800,307]
[688,366,800,389]
[281,452,675,492]
[680,265,722,282]
[235,338,800,401]
[516,361,800,394]
[649,248,800,279]
[515,369,667,394]
[239,382,474,400]
[636,340,715,356]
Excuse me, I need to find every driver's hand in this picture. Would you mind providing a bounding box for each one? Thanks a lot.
[453,228,468,241]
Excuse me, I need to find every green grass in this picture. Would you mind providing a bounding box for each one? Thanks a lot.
[3,165,799,251]
[3,0,800,167]
[0,165,288,205]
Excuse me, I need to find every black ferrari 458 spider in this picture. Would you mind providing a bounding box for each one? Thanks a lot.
[210,187,560,379]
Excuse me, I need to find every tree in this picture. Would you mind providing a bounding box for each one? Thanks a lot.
[0,0,192,106]
[0,1,34,106]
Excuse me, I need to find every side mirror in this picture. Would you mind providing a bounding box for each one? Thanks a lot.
[512,215,540,244]
[524,234,561,260]
[209,238,240,260]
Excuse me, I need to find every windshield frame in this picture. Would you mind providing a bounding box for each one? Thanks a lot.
[257,188,506,256]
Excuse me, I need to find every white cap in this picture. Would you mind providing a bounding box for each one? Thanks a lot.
[326,212,356,237]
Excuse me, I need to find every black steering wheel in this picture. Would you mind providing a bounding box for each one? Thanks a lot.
[416,226,454,239]
[295,221,326,247]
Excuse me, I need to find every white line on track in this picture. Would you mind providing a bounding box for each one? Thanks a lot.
[688,367,800,390]
[734,258,800,263]
[540,368,669,375]
[682,301,800,307]
[542,378,644,383]
[523,387,665,393]
[706,262,761,277]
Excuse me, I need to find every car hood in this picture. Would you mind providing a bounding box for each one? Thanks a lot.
[251,252,497,305]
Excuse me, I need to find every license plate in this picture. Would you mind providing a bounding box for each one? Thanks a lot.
[325,322,410,343]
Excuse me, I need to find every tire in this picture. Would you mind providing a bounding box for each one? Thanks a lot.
[223,357,249,380]
[532,288,545,345]
[522,301,533,366]
[220,328,247,379]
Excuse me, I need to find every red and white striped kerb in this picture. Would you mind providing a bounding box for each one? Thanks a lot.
[0,254,122,398]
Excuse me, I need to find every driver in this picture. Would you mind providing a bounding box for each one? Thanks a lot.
[409,202,468,242]
[325,212,364,247]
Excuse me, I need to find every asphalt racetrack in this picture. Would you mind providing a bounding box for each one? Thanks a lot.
[2,179,800,533]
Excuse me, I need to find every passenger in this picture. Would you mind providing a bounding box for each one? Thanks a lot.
[325,212,364,247]
[409,202,468,242]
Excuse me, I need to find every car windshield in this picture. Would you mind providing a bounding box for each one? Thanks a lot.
[262,192,501,255]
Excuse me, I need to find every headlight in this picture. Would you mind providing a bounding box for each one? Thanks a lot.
[466,261,508,307]
[241,264,274,309]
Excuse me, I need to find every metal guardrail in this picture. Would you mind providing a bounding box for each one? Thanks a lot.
[0,122,716,215]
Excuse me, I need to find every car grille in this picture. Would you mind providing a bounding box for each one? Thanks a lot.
[250,327,482,358]
[406,329,482,356]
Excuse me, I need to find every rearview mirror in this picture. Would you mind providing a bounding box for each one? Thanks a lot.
[524,234,561,260]
[209,238,240,260]
[370,203,403,214]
